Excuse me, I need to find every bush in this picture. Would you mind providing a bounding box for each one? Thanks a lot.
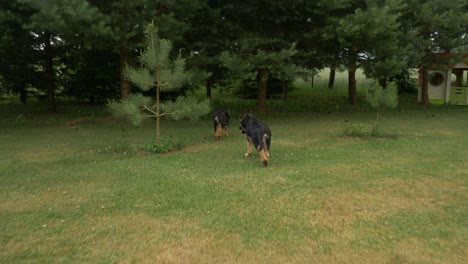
[342,123,376,137]
[366,82,398,110]
[390,69,419,95]
[143,137,174,154]
[341,123,398,139]
[365,82,398,127]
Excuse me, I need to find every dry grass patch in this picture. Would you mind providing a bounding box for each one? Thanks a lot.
[30,214,322,263]
[16,150,66,163]
[381,176,466,205]
[75,214,423,264]
[390,238,467,264]
[182,144,211,153]
[307,175,465,227]
[454,161,468,176]
[0,182,105,212]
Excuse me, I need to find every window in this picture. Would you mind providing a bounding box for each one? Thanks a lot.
[429,72,444,87]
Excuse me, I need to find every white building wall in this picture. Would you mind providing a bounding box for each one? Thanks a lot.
[427,70,446,100]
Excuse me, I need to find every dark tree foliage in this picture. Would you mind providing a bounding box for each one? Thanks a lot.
[65,48,120,103]
[1,0,466,109]
[0,1,39,103]
[88,0,207,100]
[219,0,299,109]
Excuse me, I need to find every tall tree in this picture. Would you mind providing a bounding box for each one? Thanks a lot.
[298,0,350,89]
[65,47,120,103]
[89,0,207,100]
[182,0,232,99]
[219,0,299,110]
[334,0,403,105]
[18,0,110,112]
[0,1,37,103]
[88,0,150,100]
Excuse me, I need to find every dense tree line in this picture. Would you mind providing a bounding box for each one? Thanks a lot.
[0,0,467,111]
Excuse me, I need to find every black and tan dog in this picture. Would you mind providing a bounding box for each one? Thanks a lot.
[239,113,271,167]
[213,109,230,141]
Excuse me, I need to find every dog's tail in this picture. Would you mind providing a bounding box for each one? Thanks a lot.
[257,133,269,151]
[214,116,219,131]
[260,133,270,167]
[262,133,269,149]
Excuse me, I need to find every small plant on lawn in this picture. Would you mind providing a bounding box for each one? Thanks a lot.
[366,81,398,126]
[15,114,26,125]
[143,137,173,153]
[343,82,398,138]
[343,123,375,137]
[107,23,210,151]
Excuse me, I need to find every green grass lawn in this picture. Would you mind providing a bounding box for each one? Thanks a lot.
[1,102,467,263]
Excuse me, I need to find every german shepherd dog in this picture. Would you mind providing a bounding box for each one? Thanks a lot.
[239,113,271,167]
[213,109,230,141]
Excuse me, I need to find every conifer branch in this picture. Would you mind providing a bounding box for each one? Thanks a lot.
[159,110,172,117]
[142,104,157,115]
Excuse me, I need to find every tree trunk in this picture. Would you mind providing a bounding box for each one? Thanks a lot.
[282,80,288,101]
[348,68,358,105]
[156,84,161,144]
[120,43,131,99]
[19,87,27,104]
[378,76,388,89]
[420,66,429,105]
[328,67,336,89]
[13,75,28,104]
[44,32,56,113]
[206,78,212,99]
[257,68,268,111]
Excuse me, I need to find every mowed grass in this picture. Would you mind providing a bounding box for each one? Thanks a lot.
[0,102,467,263]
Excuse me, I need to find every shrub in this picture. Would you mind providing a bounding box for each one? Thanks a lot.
[341,82,399,139]
[143,137,173,154]
[365,82,398,125]
[342,123,376,137]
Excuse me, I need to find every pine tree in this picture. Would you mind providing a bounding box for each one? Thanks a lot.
[218,0,299,110]
[334,0,403,105]
[17,0,110,112]
[220,42,297,110]
[108,23,210,144]
[0,1,37,103]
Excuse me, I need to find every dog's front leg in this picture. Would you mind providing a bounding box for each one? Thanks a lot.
[245,138,252,157]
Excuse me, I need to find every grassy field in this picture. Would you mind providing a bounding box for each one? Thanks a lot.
[1,98,467,263]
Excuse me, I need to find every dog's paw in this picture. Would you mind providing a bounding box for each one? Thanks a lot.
[244,153,251,157]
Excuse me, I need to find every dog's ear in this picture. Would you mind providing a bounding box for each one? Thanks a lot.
[239,111,247,121]
[240,109,250,118]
